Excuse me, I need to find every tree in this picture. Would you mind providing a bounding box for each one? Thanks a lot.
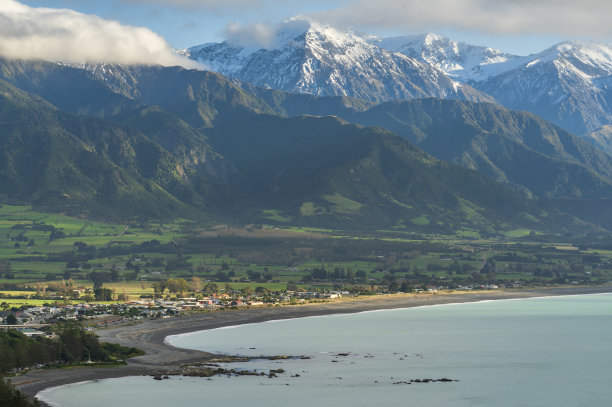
[190,276,202,293]
[176,278,189,297]
[5,314,17,325]
[110,267,119,283]
[241,286,253,297]
[215,271,229,282]
[0,376,41,406]
[152,282,162,298]
[94,288,113,301]
[165,278,179,295]
[247,270,261,281]
[355,270,367,282]
[89,271,110,290]
[400,281,412,293]
[120,286,129,302]
[159,280,167,294]
[203,282,218,295]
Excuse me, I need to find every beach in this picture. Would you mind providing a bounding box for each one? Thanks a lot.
[11,285,612,405]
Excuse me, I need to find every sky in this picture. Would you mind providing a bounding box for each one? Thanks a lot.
[3,0,612,66]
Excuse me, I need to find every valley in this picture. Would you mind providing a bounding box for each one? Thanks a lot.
[2,2,612,406]
[2,204,612,312]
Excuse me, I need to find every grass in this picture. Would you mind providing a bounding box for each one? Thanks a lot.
[322,193,363,214]
[1,205,612,303]
[261,210,292,223]
[502,229,534,238]
[411,215,430,226]
[300,201,319,216]
[1,299,51,307]
[300,194,363,217]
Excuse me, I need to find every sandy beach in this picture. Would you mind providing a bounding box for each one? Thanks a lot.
[11,285,612,405]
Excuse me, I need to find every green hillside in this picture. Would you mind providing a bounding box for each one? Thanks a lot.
[0,59,606,234]
[250,94,612,200]
[209,114,590,233]
[0,79,233,220]
[346,99,612,199]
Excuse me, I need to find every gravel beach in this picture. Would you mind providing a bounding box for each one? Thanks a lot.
[11,285,612,406]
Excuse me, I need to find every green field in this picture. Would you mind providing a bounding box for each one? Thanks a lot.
[2,204,612,308]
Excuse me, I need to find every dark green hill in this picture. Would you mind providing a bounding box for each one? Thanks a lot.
[209,114,588,233]
[248,92,612,200]
[0,79,236,220]
[4,59,609,200]
[0,59,604,232]
[112,105,232,180]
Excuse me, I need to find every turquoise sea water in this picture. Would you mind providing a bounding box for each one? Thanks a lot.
[39,294,612,406]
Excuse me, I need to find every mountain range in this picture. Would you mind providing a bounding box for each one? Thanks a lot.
[181,19,494,105]
[184,19,612,136]
[0,57,601,234]
[2,16,612,235]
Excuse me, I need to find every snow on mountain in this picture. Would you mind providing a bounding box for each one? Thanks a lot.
[475,41,612,135]
[181,18,494,104]
[379,35,612,134]
[375,33,526,83]
[181,19,612,136]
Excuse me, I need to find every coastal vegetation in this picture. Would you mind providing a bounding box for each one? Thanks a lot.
[0,323,143,374]
[0,375,39,407]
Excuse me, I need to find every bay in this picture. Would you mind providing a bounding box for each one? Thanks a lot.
[39,294,612,406]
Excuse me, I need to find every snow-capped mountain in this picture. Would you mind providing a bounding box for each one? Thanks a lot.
[375,33,526,83]
[379,35,612,134]
[475,41,612,135]
[181,18,494,104]
[182,19,612,136]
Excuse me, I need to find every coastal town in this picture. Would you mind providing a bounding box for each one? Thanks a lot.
[0,280,516,335]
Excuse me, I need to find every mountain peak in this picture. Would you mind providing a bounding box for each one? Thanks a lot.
[423,32,444,45]
[522,40,612,75]
[199,18,366,55]
[182,19,492,104]
[378,33,521,82]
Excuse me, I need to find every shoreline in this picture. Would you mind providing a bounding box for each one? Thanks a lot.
[11,285,612,406]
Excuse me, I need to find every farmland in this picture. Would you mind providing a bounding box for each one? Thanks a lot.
[2,204,612,307]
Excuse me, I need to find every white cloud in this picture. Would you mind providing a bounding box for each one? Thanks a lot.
[317,0,612,38]
[49,0,612,40]
[121,0,266,10]
[222,18,311,49]
[223,22,278,49]
[0,0,201,67]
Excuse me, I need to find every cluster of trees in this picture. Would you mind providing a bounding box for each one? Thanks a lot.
[151,277,264,298]
[0,376,39,407]
[302,267,367,283]
[0,261,12,279]
[151,278,190,297]
[0,324,142,374]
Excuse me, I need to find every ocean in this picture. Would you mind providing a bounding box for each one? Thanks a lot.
[39,294,612,406]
